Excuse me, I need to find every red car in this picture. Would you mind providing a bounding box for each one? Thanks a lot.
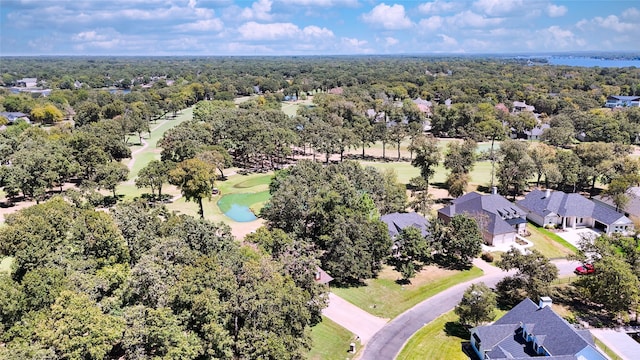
[574,263,595,275]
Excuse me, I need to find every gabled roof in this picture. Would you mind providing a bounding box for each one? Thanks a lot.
[380,212,430,237]
[438,192,526,236]
[474,298,606,359]
[517,190,633,226]
[607,95,640,101]
[594,186,640,218]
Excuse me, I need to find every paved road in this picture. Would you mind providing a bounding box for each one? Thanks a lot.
[358,259,579,360]
[591,329,640,360]
[322,293,388,344]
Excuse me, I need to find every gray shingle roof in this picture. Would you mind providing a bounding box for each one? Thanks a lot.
[437,192,526,236]
[594,187,640,218]
[517,189,633,226]
[479,298,604,359]
[380,212,430,238]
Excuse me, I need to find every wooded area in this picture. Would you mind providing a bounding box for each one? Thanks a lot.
[0,56,639,359]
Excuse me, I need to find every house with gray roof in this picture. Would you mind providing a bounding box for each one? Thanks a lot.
[605,95,640,108]
[593,186,640,221]
[380,212,430,238]
[437,190,527,246]
[517,189,634,235]
[0,112,30,124]
[470,297,607,360]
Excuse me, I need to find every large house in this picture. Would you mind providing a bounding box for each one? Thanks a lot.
[470,297,607,360]
[604,95,640,108]
[0,112,30,124]
[437,190,527,246]
[380,212,430,238]
[517,189,634,235]
[593,186,640,221]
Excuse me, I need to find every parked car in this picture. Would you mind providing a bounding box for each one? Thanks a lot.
[574,263,595,275]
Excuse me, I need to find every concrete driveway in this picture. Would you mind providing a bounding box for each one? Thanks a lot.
[322,292,388,344]
[591,329,640,360]
[554,228,600,249]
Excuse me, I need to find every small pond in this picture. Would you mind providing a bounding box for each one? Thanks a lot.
[223,203,257,222]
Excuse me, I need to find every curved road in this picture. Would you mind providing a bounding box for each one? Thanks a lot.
[359,259,579,360]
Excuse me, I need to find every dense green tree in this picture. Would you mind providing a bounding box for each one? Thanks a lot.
[169,158,216,218]
[135,159,172,200]
[455,282,497,327]
[497,139,534,198]
[410,134,441,189]
[430,215,483,269]
[389,226,431,282]
[35,290,124,360]
[94,161,129,198]
[444,139,477,197]
[496,248,558,305]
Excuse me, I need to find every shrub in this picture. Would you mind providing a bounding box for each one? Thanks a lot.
[481,252,494,262]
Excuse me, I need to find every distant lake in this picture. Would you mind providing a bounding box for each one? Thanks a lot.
[547,57,640,68]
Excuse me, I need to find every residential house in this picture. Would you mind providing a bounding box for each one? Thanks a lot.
[517,189,634,234]
[512,101,535,113]
[437,190,528,246]
[510,123,550,140]
[16,77,37,87]
[470,297,607,360]
[380,212,430,257]
[314,267,333,285]
[380,212,430,238]
[604,95,640,108]
[593,186,640,221]
[412,98,433,117]
[0,112,30,124]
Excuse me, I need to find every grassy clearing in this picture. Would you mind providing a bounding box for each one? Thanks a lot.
[0,257,13,273]
[307,316,359,360]
[396,311,468,360]
[217,191,270,213]
[525,224,577,258]
[397,309,508,360]
[331,265,483,319]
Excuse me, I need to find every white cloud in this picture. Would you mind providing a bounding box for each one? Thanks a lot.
[593,15,636,33]
[447,10,503,28]
[361,3,413,30]
[279,0,358,7]
[240,0,273,21]
[384,36,399,46]
[540,25,584,49]
[174,18,224,32]
[546,4,567,18]
[438,34,458,46]
[418,1,457,15]
[473,0,523,16]
[341,37,367,47]
[72,30,109,42]
[418,16,443,31]
[622,7,640,20]
[237,22,333,41]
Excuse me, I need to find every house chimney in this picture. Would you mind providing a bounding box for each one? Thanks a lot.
[491,186,498,195]
[545,189,551,198]
[538,296,552,309]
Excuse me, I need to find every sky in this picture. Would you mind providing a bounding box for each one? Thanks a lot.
[1,0,639,56]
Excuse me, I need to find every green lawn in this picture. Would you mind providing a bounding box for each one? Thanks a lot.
[307,316,359,360]
[525,223,577,258]
[396,311,469,360]
[332,266,483,319]
[594,338,624,360]
[397,309,508,360]
[0,257,13,273]
[217,191,271,214]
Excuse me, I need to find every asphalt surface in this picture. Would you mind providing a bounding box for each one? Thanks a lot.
[358,259,579,360]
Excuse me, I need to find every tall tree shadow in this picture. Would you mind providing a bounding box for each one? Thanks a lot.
[444,321,470,340]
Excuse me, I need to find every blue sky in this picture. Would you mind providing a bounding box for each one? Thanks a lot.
[1,0,639,56]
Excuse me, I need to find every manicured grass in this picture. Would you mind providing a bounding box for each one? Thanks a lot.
[360,161,420,186]
[128,151,160,180]
[331,265,483,319]
[398,309,508,360]
[0,257,13,273]
[523,223,577,259]
[396,311,469,360]
[233,175,272,189]
[594,338,624,360]
[217,191,271,213]
[307,316,359,360]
